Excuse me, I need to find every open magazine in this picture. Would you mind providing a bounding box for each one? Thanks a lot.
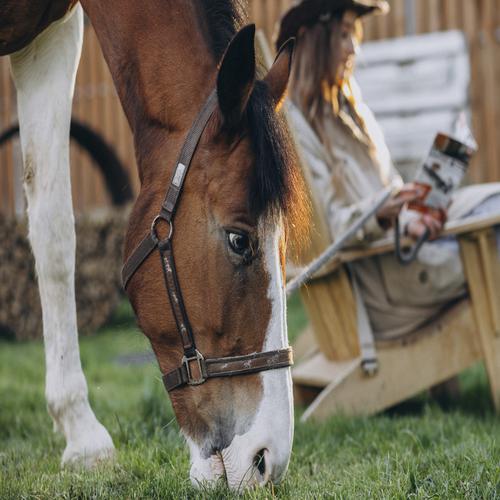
[396,114,478,264]
[407,114,478,221]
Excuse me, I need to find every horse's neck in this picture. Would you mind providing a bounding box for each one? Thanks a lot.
[81,0,217,137]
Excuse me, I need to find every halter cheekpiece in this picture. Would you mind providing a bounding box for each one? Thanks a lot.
[121,89,293,392]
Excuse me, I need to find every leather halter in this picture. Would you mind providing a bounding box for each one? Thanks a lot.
[121,89,293,392]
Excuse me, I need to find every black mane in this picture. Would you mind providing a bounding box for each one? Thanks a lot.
[198,0,308,234]
[197,0,247,61]
[246,82,301,226]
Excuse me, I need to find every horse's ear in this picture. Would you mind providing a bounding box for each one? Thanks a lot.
[217,24,256,128]
[263,38,295,111]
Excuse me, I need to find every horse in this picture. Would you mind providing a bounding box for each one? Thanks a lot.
[1,0,307,490]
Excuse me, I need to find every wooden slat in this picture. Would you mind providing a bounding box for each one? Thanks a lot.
[295,301,482,420]
[1,58,14,214]
[478,0,499,182]
[339,213,500,266]
[415,0,427,34]
[300,268,359,361]
[362,12,376,40]
[483,37,500,180]
[377,6,389,39]
[288,213,500,280]
[391,0,406,38]
[462,0,478,38]
[459,229,500,411]
[95,34,111,206]
[496,1,500,184]
[80,30,93,208]
[444,0,459,30]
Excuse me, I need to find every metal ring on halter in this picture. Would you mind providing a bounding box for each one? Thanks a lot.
[151,215,173,245]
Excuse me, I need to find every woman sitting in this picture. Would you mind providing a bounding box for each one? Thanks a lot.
[277,0,500,340]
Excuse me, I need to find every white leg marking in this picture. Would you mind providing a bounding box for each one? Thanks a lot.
[10,5,114,467]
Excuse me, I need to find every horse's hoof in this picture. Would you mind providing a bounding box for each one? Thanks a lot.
[61,422,115,468]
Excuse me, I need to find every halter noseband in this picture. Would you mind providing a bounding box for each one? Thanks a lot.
[121,89,293,392]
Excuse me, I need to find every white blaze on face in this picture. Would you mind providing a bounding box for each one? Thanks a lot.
[188,221,294,490]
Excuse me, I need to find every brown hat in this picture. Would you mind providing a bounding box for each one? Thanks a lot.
[275,0,389,49]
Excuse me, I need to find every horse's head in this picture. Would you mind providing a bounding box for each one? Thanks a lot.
[124,25,306,490]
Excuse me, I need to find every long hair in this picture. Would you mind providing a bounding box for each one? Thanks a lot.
[289,14,364,132]
[289,14,391,199]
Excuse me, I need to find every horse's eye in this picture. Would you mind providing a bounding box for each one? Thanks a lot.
[227,231,251,256]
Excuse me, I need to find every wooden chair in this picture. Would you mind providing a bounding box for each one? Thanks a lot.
[292,216,500,421]
[256,30,500,421]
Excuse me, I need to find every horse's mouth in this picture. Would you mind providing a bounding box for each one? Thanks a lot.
[210,447,270,489]
[213,450,228,484]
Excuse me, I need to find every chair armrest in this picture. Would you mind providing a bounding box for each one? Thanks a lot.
[286,213,500,284]
[340,213,500,265]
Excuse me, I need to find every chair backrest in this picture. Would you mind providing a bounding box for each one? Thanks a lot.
[355,30,470,180]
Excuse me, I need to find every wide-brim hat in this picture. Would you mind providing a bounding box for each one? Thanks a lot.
[276,0,389,49]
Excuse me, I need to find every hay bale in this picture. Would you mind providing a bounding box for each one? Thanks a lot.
[0,208,129,341]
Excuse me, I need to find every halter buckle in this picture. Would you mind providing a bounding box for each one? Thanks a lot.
[182,350,207,386]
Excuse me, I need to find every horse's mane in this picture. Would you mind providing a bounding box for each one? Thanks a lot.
[197,0,247,60]
[198,0,309,241]
[246,82,309,241]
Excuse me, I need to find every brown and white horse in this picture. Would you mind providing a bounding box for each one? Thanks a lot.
[1,0,306,489]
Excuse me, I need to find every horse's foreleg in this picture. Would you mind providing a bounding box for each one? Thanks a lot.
[10,5,114,467]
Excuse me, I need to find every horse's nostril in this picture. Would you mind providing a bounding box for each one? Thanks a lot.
[253,449,267,476]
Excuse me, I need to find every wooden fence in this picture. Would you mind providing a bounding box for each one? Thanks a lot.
[1,0,499,215]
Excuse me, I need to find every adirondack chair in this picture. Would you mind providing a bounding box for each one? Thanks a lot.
[256,30,500,421]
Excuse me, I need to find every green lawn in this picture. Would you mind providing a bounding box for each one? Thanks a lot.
[1,296,499,499]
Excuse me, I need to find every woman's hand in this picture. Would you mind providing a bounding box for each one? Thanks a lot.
[406,213,446,240]
[376,183,423,228]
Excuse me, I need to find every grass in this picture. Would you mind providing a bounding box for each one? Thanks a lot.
[1,295,499,499]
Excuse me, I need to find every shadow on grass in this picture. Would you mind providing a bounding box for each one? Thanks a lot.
[384,363,493,418]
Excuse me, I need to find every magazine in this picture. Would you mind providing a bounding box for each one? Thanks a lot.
[408,114,478,220]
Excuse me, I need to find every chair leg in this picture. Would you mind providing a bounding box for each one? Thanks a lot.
[459,229,500,413]
[296,302,480,421]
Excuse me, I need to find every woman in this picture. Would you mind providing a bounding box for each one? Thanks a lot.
[277,0,500,339]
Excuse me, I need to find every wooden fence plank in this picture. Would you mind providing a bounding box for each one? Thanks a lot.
[96,36,112,206]
[415,0,428,33]
[391,0,406,38]
[444,0,459,30]
[1,59,14,214]
[478,0,499,181]
[80,31,92,211]
[496,1,500,181]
